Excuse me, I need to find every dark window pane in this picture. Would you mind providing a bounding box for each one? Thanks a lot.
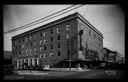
[58,51,61,56]
[58,35,60,40]
[44,45,47,50]
[51,37,53,41]
[51,29,53,34]
[40,33,42,37]
[51,44,53,49]
[22,38,24,42]
[89,30,91,35]
[58,43,60,48]
[67,50,70,56]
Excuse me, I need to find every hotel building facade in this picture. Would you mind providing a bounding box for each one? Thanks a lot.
[12,12,103,69]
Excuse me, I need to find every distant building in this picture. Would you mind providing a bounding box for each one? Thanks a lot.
[4,51,12,59]
[103,47,123,63]
[12,12,103,70]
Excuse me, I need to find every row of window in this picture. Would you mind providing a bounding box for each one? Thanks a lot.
[88,29,102,42]
[14,25,70,45]
[13,33,68,49]
[14,42,62,55]
[13,51,61,59]
[14,34,69,50]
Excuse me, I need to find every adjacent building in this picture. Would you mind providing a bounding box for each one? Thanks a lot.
[12,12,103,69]
[103,47,123,63]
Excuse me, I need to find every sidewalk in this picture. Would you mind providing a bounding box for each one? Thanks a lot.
[45,68,90,72]
[14,68,90,75]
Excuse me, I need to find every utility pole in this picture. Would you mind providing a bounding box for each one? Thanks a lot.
[69,39,71,70]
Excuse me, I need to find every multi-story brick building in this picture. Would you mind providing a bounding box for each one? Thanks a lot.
[12,12,103,69]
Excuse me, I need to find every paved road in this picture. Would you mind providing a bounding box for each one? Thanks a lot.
[4,69,125,80]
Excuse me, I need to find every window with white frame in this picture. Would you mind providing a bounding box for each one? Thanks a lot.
[57,27,60,33]
[40,40,42,45]
[30,37,32,40]
[44,39,46,44]
[66,24,70,30]
[44,54,46,58]
[44,32,46,37]
[40,54,42,58]
[50,53,54,57]
[40,47,43,51]
[66,34,69,39]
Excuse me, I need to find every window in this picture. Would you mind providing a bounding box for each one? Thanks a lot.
[34,48,37,52]
[98,37,100,41]
[34,35,36,39]
[89,30,91,35]
[19,45,21,49]
[19,39,21,43]
[101,39,103,42]
[26,38,28,42]
[67,50,70,56]
[22,45,24,48]
[40,54,42,58]
[26,43,29,47]
[26,50,28,53]
[58,35,60,40]
[44,40,46,44]
[44,54,46,58]
[50,53,54,57]
[22,38,24,42]
[40,32,42,37]
[82,25,84,29]
[30,37,32,40]
[51,44,53,49]
[51,37,53,41]
[57,27,60,33]
[66,34,69,39]
[35,53,37,55]
[67,40,69,48]
[34,42,37,46]
[44,32,46,37]
[94,34,96,38]
[99,43,100,47]
[44,45,47,50]
[40,47,43,51]
[22,50,24,54]
[58,51,61,56]
[40,40,42,45]
[30,41,32,46]
[50,29,53,34]
[66,24,70,30]
[29,49,32,53]
[58,43,60,48]
[14,41,16,45]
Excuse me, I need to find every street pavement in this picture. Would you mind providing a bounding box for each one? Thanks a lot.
[4,69,125,80]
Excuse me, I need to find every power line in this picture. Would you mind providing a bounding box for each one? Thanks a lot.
[4,5,84,34]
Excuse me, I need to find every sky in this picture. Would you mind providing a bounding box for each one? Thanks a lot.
[3,5,125,58]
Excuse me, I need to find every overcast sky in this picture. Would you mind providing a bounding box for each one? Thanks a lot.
[3,5,124,57]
